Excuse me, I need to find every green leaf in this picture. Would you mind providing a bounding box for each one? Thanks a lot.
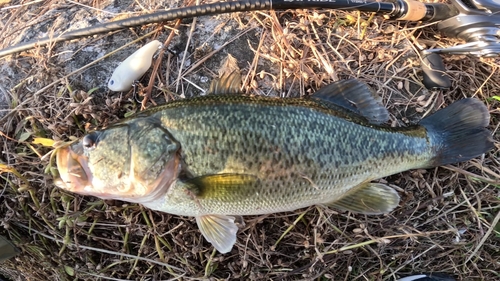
[57,217,66,229]
[87,87,99,95]
[64,265,75,276]
[18,132,31,142]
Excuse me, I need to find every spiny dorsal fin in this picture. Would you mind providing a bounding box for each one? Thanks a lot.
[206,54,242,95]
[207,72,242,95]
[324,182,400,215]
[312,79,390,125]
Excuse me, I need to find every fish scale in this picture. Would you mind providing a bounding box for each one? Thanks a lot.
[143,95,432,216]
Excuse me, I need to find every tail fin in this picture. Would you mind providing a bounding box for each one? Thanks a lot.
[419,98,494,166]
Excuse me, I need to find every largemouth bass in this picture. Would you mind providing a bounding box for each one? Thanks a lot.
[55,79,493,253]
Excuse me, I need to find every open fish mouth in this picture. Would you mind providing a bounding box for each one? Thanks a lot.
[55,143,94,194]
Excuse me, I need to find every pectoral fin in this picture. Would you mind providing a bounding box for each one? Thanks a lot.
[185,173,259,201]
[325,182,400,215]
[196,214,238,253]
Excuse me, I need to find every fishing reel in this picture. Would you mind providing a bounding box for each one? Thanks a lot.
[421,0,500,89]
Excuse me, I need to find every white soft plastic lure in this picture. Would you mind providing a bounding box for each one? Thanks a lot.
[107,40,162,91]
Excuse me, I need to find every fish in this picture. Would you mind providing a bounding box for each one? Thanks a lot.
[107,40,162,92]
[55,79,494,253]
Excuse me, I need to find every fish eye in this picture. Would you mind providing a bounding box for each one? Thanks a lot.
[82,132,99,150]
[109,80,114,85]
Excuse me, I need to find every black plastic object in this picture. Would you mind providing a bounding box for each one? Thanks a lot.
[420,52,451,90]
[0,235,19,262]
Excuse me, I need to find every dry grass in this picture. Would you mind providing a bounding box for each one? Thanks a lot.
[1,0,499,280]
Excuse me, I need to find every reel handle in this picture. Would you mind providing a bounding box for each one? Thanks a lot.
[420,52,452,90]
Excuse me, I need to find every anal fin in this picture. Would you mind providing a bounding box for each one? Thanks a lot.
[325,182,400,215]
[196,214,239,253]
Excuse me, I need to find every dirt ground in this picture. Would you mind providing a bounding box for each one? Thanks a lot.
[0,0,499,280]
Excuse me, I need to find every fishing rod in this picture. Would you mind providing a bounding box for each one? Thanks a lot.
[1,0,499,89]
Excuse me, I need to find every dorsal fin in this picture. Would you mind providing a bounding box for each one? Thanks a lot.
[312,79,390,125]
[206,72,242,95]
[206,54,242,95]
